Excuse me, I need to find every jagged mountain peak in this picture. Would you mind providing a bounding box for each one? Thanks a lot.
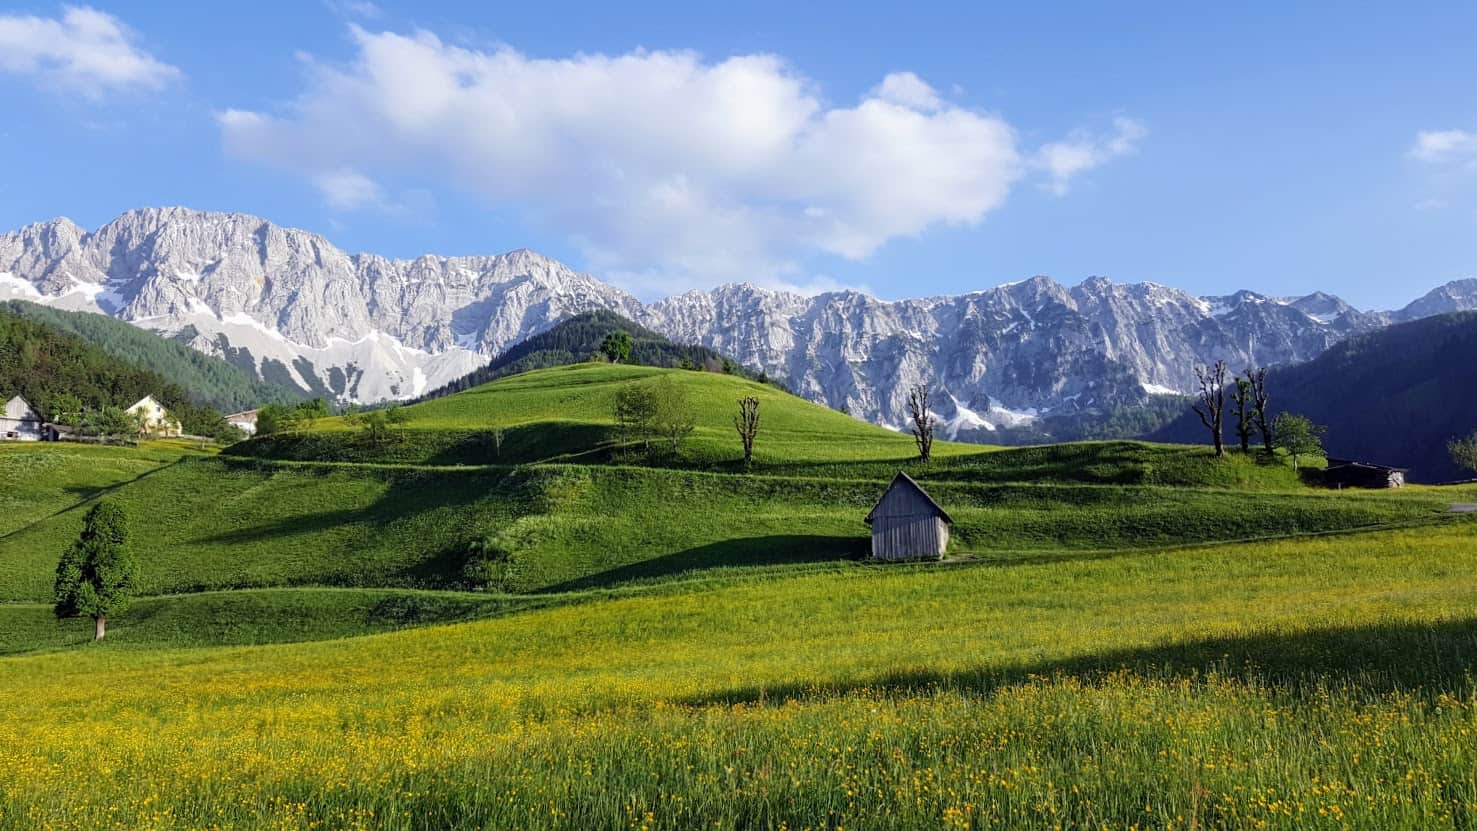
[1399,277,1477,320]
[0,206,1466,436]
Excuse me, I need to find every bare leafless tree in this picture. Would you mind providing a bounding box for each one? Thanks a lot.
[907,383,936,463]
[1231,374,1253,454]
[1193,361,1228,457]
[1246,367,1272,455]
[492,427,506,458]
[735,396,760,468]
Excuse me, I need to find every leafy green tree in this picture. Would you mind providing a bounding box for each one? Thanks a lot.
[46,392,85,427]
[613,382,659,453]
[355,405,409,448]
[254,403,298,436]
[600,331,633,364]
[1449,430,1477,474]
[1273,412,1327,471]
[294,397,332,428]
[81,406,141,441]
[54,501,137,641]
[651,377,697,456]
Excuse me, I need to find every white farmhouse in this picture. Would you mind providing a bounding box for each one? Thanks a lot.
[2,395,44,441]
[127,396,183,437]
[224,409,258,435]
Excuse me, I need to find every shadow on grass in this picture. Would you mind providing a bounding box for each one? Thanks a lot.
[678,616,1477,707]
[193,465,532,589]
[228,423,618,466]
[544,534,868,593]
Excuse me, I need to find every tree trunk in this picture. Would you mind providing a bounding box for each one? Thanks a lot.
[94,614,106,641]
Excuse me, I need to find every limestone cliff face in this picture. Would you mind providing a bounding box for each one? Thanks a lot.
[2,207,1471,433]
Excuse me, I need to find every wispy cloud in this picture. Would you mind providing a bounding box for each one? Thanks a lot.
[220,26,1139,293]
[1033,116,1147,196]
[1410,129,1477,167]
[312,168,388,211]
[0,6,179,98]
[324,0,384,20]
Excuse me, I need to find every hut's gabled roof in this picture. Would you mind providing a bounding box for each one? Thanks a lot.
[864,471,953,525]
[1326,458,1409,473]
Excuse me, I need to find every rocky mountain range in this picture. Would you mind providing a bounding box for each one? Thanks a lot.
[2,207,1473,439]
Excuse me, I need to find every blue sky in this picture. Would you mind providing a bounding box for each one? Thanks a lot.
[1,2,1474,309]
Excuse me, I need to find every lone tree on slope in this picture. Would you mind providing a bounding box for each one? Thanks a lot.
[652,377,697,457]
[1231,373,1255,454]
[613,381,659,454]
[1192,360,1228,457]
[735,396,761,468]
[1449,430,1477,475]
[1273,412,1326,471]
[600,331,633,364]
[907,383,936,463]
[54,500,138,641]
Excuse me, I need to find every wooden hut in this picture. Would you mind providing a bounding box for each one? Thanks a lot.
[1324,458,1407,489]
[865,472,952,560]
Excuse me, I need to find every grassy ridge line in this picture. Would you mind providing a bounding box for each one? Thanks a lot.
[1,456,1447,601]
[1,522,1475,829]
[0,587,553,655]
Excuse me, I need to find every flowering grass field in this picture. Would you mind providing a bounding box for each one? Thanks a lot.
[1,521,1475,829]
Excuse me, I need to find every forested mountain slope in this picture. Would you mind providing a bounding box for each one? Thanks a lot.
[3,301,301,412]
[416,310,762,402]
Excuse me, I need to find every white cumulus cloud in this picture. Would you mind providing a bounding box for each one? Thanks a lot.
[220,26,1136,291]
[0,5,180,98]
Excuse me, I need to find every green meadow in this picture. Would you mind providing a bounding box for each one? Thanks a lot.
[2,363,1474,829]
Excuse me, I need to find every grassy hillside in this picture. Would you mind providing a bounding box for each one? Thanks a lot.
[2,300,303,413]
[1,453,1450,602]
[237,362,977,467]
[0,442,208,536]
[235,363,1326,492]
[1151,311,1477,482]
[1,520,1474,829]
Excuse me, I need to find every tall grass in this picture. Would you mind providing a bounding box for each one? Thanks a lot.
[1,522,1475,829]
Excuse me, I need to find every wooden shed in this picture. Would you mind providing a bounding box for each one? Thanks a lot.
[1324,458,1407,489]
[865,472,952,560]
